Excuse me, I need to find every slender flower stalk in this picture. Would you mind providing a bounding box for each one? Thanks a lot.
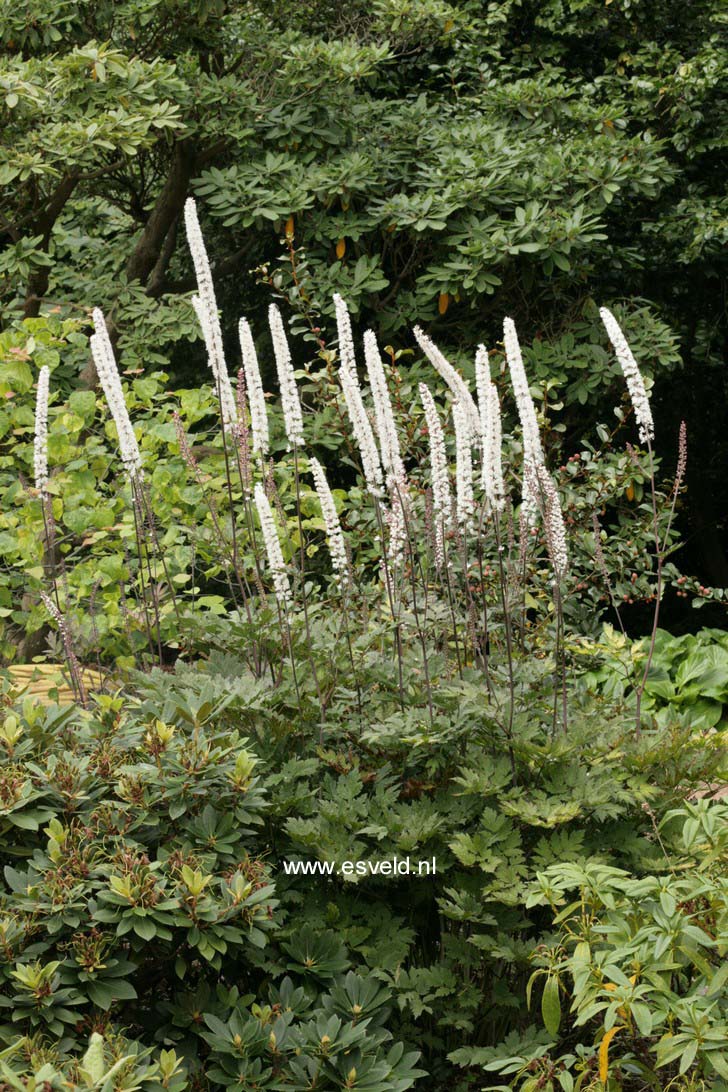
[363,329,411,567]
[363,329,406,481]
[453,400,475,531]
[34,365,50,495]
[254,483,292,607]
[40,592,88,707]
[90,309,143,480]
[34,363,60,609]
[238,318,269,456]
[192,295,238,431]
[334,295,384,496]
[413,325,480,437]
[235,369,253,495]
[534,464,569,583]
[600,307,655,444]
[530,464,569,733]
[420,383,451,569]
[310,457,350,585]
[269,305,304,448]
[503,317,543,523]
[184,199,238,434]
[475,346,505,513]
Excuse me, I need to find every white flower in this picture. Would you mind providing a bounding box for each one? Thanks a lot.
[34,365,50,494]
[453,400,475,531]
[90,309,143,480]
[534,464,568,583]
[334,294,384,496]
[192,295,238,431]
[385,471,409,570]
[254,483,292,606]
[184,199,238,433]
[413,325,480,438]
[238,317,269,455]
[503,317,543,522]
[600,306,655,444]
[475,346,505,513]
[420,382,451,568]
[310,457,350,584]
[269,304,305,448]
[363,329,405,481]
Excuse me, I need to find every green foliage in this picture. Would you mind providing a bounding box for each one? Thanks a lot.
[2,638,724,1088]
[0,676,424,1089]
[582,625,728,730]
[471,800,728,1090]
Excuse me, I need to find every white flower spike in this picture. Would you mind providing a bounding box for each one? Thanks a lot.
[34,365,50,495]
[269,304,305,448]
[600,306,655,444]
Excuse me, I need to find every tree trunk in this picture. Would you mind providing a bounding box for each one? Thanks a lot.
[125,140,196,287]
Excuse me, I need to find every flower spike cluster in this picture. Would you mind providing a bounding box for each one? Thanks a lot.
[254,483,292,607]
[238,318,270,456]
[420,382,452,568]
[413,325,480,437]
[503,317,543,523]
[34,365,50,495]
[600,306,655,444]
[90,309,143,481]
[269,305,305,448]
[310,457,350,585]
[184,199,238,433]
[475,347,505,513]
[334,294,384,497]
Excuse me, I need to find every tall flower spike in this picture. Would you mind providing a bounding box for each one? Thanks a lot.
[269,305,304,448]
[254,482,292,607]
[90,309,143,480]
[534,464,568,584]
[600,307,655,444]
[475,346,505,513]
[385,474,408,570]
[34,365,50,495]
[192,295,238,431]
[309,457,350,585]
[334,294,384,496]
[363,329,405,481]
[453,401,475,531]
[413,325,480,437]
[238,317,269,455]
[503,317,543,523]
[184,198,238,433]
[420,382,451,569]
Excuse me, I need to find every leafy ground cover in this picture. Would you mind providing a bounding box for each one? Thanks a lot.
[1,647,725,1089]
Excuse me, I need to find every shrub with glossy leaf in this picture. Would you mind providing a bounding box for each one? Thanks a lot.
[0,680,424,1090]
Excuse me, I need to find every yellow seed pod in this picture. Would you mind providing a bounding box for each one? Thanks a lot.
[285,215,295,237]
[336,238,346,259]
[626,484,635,501]
[438,292,450,315]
